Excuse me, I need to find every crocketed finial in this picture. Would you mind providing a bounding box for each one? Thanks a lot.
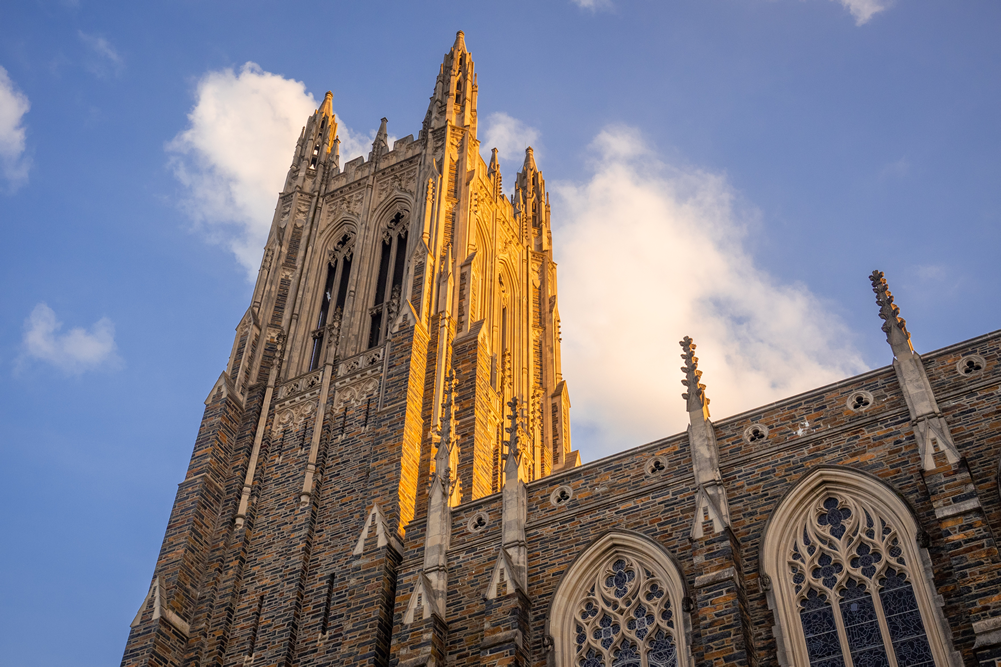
[870,270,914,356]
[434,370,457,488]
[680,336,708,413]
[504,394,520,462]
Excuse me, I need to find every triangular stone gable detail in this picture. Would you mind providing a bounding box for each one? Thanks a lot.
[485,548,526,600]
[403,572,441,624]
[130,575,190,636]
[391,300,420,334]
[691,486,729,539]
[204,371,240,407]
[352,502,402,556]
[915,415,961,469]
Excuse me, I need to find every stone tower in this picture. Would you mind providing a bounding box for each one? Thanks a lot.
[121,32,575,667]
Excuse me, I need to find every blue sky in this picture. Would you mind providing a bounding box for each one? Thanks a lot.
[1,1,999,665]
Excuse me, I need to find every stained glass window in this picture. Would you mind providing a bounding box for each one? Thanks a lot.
[571,553,680,667]
[785,494,941,667]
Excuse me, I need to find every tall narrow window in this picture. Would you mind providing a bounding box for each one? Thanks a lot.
[368,213,408,348]
[763,469,950,667]
[321,574,335,635]
[550,533,690,667]
[311,233,353,370]
[248,595,264,657]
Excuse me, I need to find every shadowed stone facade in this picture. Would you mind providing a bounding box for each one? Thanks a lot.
[122,33,1001,667]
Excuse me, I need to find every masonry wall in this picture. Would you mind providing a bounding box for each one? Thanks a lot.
[386,330,1001,667]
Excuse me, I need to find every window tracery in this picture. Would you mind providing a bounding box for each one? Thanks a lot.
[763,470,954,667]
[550,533,689,667]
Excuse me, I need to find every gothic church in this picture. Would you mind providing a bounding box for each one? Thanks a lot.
[122,33,1001,667]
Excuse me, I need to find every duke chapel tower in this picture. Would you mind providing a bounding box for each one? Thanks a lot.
[124,31,1001,667]
[123,32,575,667]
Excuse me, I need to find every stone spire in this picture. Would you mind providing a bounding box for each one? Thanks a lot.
[514,146,550,249]
[870,270,914,358]
[680,335,710,419]
[369,117,389,162]
[870,270,960,469]
[420,370,456,615]
[680,336,730,537]
[422,30,477,136]
[500,396,528,589]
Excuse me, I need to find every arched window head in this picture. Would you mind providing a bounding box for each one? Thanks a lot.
[762,468,956,667]
[549,532,691,667]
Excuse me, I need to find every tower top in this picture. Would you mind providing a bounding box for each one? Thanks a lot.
[454,30,466,51]
[870,270,914,357]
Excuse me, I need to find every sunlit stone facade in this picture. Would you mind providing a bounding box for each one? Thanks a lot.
[122,33,1001,667]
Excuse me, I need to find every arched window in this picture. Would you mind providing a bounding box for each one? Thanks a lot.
[309,232,353,370]
[367,212,408,348]
[549,532,691,667]
[762,468,956,667]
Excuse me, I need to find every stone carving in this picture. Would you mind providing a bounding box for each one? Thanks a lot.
[276,368,324,401]
[278,195,294,228]
[272,400,316,435]
[293,198,311,227]
[338,347,384,377]
[375,165,418,205]
[332,377,380,411]
[329,190,365,220]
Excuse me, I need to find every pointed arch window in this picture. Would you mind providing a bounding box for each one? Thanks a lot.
[367,212,408,348]
[549,532,691,667]
[762,468,955,667]
[309,233,353,370]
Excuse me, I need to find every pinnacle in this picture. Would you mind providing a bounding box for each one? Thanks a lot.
[523,146,537,172]
[319,91,333,117]
[870,270,914,356]
[680,336,708,412]
[454,30,466,52]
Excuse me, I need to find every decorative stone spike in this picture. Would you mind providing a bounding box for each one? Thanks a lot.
[870,270,960,468]
[871,270,914,358]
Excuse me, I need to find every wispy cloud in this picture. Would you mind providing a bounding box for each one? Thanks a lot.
[879,156,910,180]
[0,66,30,191]
[834,0,892,26]
[168,62,384,277]
[19,303,122,374]
[570,0,614,11]
[553,126,867,457]
[78,31,125,78]
[481,112,540,190]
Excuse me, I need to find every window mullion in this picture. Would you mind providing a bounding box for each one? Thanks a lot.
[869,587,899,667]
[381,239,398,343]
[832,591,857,667]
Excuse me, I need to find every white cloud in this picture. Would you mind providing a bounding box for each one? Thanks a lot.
[78,31,125,78]
[835,0,892,25]
[481,112,541,190]
[553,126,867,458]
[570,0,614,11]
[20,303,122,374]
[0,66,30,191]
[168,62,386,277]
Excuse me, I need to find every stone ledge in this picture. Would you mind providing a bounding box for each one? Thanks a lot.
[481,629,524,650]
[695,567,737,589]
[933,497,982,519]
[973,616,1001,648]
